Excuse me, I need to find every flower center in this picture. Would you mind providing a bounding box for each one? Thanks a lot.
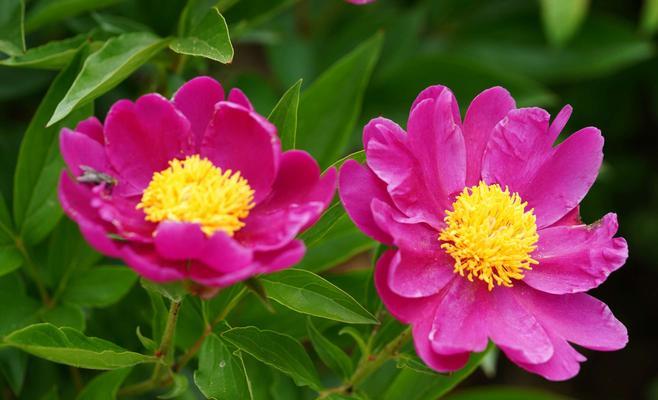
[137,155,255,237]
[438,181,539,290]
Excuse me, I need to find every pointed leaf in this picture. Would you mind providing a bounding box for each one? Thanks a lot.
[4,323,156,369]
[306,318,353,380]
[48,32,168,126]
[268,79,302,151]
[170,8,233,64]
[540,0,590,47]
[0,0,25,55]
[194,333,251,400]
[259,269,377,324]
[76,367,132,400]
[222,326,322,390]
[0,34,88,70]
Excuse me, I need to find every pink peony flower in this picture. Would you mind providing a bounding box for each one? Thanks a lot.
[59,76,335,289]
[339,85,628,380]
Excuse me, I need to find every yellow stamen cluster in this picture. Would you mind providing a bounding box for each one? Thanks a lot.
[438,182,539,290]
[137,155,255,236]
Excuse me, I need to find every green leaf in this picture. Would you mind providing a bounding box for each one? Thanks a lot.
[222,326,322,390]
[0,246,21,278]
[135,326,156,352]
[76,367,132,400]
[447,386,568,400]
[297,33,383,167]
[394,354,436,376]
[170,8,234,64]
[381,345,493,400]
[4,323,156,369]
[61,266,137,307]
[41,303,85,331]
[145,287,168,344]
[159,374,189,399]
[25,0,125,33]
[540,0,590,47]
[0,348,27,396]
[48,32,169,126]
[0,34,88,70]
[298,202,344,248]
[13,46,93,245]
[194,333,251,400]
[140,278,186,303]
[306,318,353,380]
[0,274,40,337]
[0,0,25,56]
[259,269,377,324]
[268,79,302,151]
[641,0,658,35]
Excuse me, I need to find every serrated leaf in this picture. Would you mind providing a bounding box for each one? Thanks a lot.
[0,34,87,70]
[0,0,25,56]
[297,33,382,167]
[540,0,590,47]
[61,266,137,307]
[76,367,132,400]
[222,326,322,390]
[194,333,251,400]
[4,323,156,369]
[170,8,233,64]
[268,79,302,151]
[306,318,353,380]
[48,32,168,126]
[259,269,377,324]
[13,46,93,245]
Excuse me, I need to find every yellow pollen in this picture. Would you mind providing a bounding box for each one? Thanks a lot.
[438,181,539,291]
[137,155,255,237]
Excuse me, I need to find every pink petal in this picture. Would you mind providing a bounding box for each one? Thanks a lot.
[58,173,121,257]
[551,206,581,227]
[121,245,186,282]
[429,278,489,355]
[104,94,194,194]
[412,301,470,372]
[154,221,207,260]
[512,331,586,381]
[547,105,572,143]
[410,85,461,123]
[60,128,110,177]
[526,213,627,294]
[227,88,254,111]
[338,159,393,244]
[518,286,628,352]
[75,117,104,143]
[406,89,466,212]
[189,262,259,288]
[254,240,306,273]
[522,127,603,228]
[94,192,155,243]
[482,107,552,193]
[462,86,515,186]
[172,76,225,149]
[364,117,443,228]
[488,288,553,364]
[198,231,253,274]
[371,200,455,298]
[201,102,280,203]
[374,250,432,323]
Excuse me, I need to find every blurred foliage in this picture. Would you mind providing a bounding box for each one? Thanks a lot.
[1,0,657,399]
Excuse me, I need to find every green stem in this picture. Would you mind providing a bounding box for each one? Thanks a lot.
[318,327,411,399]
[174,286,247,372]
[118,299,182,397]
[15,238,51,307]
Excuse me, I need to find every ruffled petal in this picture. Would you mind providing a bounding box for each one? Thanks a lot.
[201,102,280,203]
[429,278,489,355]
[121,245,186,282]
[254,240,305,273]
[74,116,104,143]
[104,94,194,194]
[153,221,206,260]
[60,128,111,177]
[197,231,253,274]
[374,250,433,323]
[94,192,155,242]
[482,107,552,193]
[338,159,393,244]
[364,117,443,228]
[371,200,455,298]
[511,331,585,381]
[406,89,466,212]
[172,76,225,149]
[227,88,254,111]
[521,127,603,228]
[488,287,553,364]
[462,86,515,186]
[526,213,627,294]
[517,286,628,352]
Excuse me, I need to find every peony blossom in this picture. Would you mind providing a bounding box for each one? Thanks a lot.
[59,76,335,289]
[339,85,628,380]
